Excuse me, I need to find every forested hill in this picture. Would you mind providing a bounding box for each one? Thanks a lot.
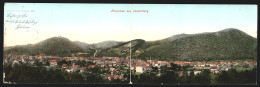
[4,37,84,57]
[98,28,257,61]
[4,28,257,61]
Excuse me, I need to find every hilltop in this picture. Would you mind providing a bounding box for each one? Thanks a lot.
[4,28,257,61]
[98,28,257,61]
[4,36,84,57]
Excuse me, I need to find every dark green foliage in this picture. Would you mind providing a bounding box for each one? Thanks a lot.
[74,60,87,67]
[177,69,211,85]
[85,73,107,84]
[3,62,107,84]
[141,29,256,61]
[170,63,180,71]
[86,61,96,66]
[130,72,160,84]
[137,72,158,84]
[33,59,42,66]
[110,79,123,83]
[84,48,96,57]
[45,60,50,66]
[193,69,211,84]
[57,59,68,66]
[170,29,256,60]
[159,71,178,84]
[216,68,257,84]
[4,62,70,83]
[177,75,196,85]
[69,71,85,83]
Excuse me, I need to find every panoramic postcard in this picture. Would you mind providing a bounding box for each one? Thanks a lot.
[3,3,257,85]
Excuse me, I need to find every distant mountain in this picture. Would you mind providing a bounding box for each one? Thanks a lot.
[93,41,124,49]
[141,28,257,61]
[4,37,124,57]
[73,40,124,50]
[167,33,193,41]
[98,28,257,61]
[97,39,145,57]
[5,28,257,61]
[5,37,84,57]
[73,41,91,51]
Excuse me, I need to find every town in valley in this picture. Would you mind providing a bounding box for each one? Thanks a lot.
[3,54,257,84]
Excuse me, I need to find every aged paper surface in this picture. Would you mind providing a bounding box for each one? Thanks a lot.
[3,3,257,85]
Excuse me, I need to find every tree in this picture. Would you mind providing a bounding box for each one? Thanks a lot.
[110,79,122,83]
[58,59,67,66]
[85,73,105,83]
[215,68,257,85]
[194,69,211,84]
[248,67,257,84]
[159,71,178,84]
[75,60,86,67]
[177,75,195,85]
[151,66,158,72]
[3,62,14,83]
[45,60,50,66]
[69,71,85,83]
[86,61,95,66]
[170,63,180,71]
[33,59,42,66]
[138,72,157,84]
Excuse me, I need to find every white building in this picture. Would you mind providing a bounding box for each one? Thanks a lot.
[49,62,58,67]
[194,71,201,75]
[136,66,144,73]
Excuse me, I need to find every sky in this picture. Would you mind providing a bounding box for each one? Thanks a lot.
[4,3,258,47]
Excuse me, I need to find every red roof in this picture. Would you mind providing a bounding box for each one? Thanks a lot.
[80,67,86,70]
[68,65,80,69]
[110,68,115,71]
[88,65,95,68]
[62,64,67,67]
[49,62,57,64]
[211,66,217,69]
[179,71,184,76]
[105,74,123,80]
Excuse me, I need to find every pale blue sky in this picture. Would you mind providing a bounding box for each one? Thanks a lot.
[4,3,257,46]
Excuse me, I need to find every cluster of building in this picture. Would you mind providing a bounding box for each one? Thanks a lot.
[4,55,257,80]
